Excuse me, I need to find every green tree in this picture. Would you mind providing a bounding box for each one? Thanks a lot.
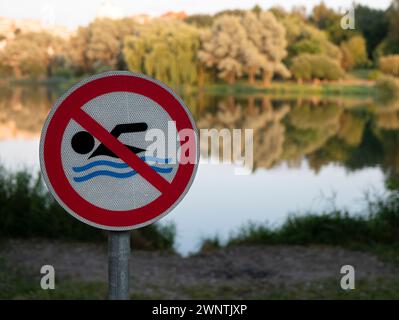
[354,4,389,58]
[340,35,369,70]
[124,20,200,87]
[269,6,288,20]
[184,14,213,28]
[309,2,353,44]
[214,9,246,18]
[280,13,342,63]
[310,2,338,30]
[290,54,344,81]
[384,0,399,54]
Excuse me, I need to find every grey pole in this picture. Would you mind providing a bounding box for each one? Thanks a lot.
[108,231,131,300]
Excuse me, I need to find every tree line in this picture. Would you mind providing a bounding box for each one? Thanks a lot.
[1,81,397,175]
[1,2,399,86]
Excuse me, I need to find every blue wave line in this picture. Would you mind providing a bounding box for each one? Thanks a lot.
[72,157,171,173]
[73,166,173,182]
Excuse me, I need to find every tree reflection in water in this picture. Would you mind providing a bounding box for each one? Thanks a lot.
[1,84,399,188]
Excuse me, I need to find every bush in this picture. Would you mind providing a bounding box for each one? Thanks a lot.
[0,167,176,251]
[290,54,344,81]
[223,191,399,247]
[199,236,222,252]
[379,55,399,77]
[375,74,399,102]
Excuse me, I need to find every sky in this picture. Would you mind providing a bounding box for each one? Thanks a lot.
[0,0,393,29]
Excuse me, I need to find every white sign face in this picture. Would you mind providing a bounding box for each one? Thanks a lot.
[40,71,199,230]
[61,91,179,210]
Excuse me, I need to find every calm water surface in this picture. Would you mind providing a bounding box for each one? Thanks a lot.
[0,85,397,254]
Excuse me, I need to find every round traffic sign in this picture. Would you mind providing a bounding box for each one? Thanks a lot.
[40,71,199,230]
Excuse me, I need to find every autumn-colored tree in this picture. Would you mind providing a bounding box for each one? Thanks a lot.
[0,32,65,78]
[309,2,353,44]
[310,2,338,30]
[69,18,136,74]
[68,26,91,73]
[240,12,266,84]
[379,55,399,77]
[241,44,266,84]
[242,11,290,85]
[198,15,249,84]
[184,14,213,28]
[340,36,369,70]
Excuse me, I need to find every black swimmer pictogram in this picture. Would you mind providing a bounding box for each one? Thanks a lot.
[70,122,172,183]
[71,123,148,158]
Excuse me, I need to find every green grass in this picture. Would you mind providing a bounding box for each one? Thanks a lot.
[0,166,176,251]
[199,192,399,264]
[1,242,397,299]
[10,278,399,300]
[204,81,376,97]
[229,193,399,246]
[0,258,38,299]
[263,278,399,299]
[3,254,396,300]
[0,256,107,299]
[349,69,381,81]
[178,278,399,299]
[361,244,399,266]
[7,276,399,300]
[16,281,108,300]
[0,257,165,300]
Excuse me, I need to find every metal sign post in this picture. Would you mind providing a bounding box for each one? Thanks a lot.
[108,231,130,300]
[39,71,199,300]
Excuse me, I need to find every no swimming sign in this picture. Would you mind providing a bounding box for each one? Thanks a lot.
[40,71,199,230]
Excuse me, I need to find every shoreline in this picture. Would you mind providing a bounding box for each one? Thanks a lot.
[1,77,377,98]
[1,239,397,299]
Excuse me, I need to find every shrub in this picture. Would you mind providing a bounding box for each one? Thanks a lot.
[290,54,344,81]
[375,74,399,102]
[199,236,223,252]
[379,55,399,77]
[0,167,176,251]
[220,192,399,248]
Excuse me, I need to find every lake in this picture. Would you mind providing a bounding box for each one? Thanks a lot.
[0,84,397,254]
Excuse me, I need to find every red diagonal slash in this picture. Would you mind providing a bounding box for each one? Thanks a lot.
[73,108,171,194]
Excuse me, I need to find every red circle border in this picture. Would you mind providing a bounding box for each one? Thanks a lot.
[42,73,198,229]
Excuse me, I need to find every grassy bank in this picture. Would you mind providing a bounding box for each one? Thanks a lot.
[1,76,378,97]
[204,81,376,97]
[201,192,399,264]
[2,255,397,300]
[1,250,397,300]
[1,164,399,255]
[7,278,399,300]
[0,257,108,299]
[0,167,175,251]
[1,164,398,300]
